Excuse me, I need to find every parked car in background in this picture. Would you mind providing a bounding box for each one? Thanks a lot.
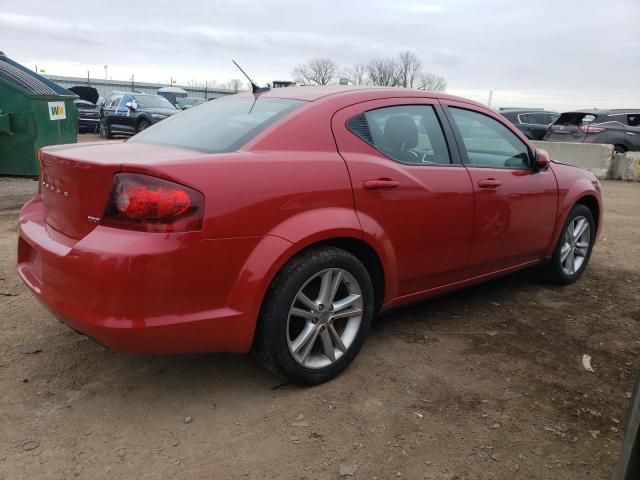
[499,109,559,140]
[157,86,188,107]
[19,87,602,385]
[74,99,100,133]
[69,86,100,133]
[544,109,640,153]
[99,92,179,138]
[177,97,205,109]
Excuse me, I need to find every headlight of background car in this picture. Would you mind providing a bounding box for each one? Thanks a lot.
[151,113,167,119]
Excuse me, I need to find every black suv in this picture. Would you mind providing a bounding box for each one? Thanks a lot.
[99,92,179,138]
[499,109,559,140]
[544,109,640,153]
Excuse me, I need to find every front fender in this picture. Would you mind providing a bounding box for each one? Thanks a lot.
[545,164,602,257]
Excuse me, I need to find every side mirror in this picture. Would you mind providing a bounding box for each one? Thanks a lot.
[125,101,136,110]
[535,149,550,170]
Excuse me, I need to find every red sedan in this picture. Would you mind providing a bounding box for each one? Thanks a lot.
[17,87,602,385]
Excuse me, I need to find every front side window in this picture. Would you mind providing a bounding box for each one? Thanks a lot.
[106,95,121,108]
[347,105,451,165]
[450,108,531,169]
[130,96,305,153]
[627,114,640,127]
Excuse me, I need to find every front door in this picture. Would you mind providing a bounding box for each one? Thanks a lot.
[442,102,558,277]
[332,98,475,300]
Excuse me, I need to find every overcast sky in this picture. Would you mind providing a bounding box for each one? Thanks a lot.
[2,0,639,110]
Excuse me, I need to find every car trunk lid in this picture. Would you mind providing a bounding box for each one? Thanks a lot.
[39,141,205,239]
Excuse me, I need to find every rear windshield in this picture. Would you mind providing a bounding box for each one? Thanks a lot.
[555,112,598,125]
[130,96,305,153]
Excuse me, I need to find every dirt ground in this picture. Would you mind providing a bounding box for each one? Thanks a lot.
[1,169,639,479]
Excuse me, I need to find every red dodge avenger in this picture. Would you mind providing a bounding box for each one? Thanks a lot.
[18,87,602,384]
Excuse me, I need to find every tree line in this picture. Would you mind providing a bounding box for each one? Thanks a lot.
[292,51,446,91]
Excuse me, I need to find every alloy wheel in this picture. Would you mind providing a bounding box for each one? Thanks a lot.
[286,268,363,369]
[560,215,591,275]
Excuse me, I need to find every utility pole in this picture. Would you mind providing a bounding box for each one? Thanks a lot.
[488,90,493,108]
[131,74,135,91]
[87,70,90,85]
[104,65,108,81]
[205,80,208,100]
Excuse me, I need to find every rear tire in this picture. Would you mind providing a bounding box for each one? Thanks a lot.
[137,119,150,133]
[253,247,374,385]
[614,145,627,155]
[99,120,113,139]
[541,204,595,285]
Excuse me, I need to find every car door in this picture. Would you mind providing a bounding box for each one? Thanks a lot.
[117,94,137,133]
[442,101,558,277]
[332,98,475,299]
[111,94,133,133]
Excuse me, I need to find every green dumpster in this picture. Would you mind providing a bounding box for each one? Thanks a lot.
[0,51,77,176]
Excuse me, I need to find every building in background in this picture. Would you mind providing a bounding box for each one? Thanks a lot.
[43,75,238,101]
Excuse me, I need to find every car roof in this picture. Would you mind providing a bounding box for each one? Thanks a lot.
[253,85,486,107]
[499,109,558,114]
[562,109,640,115]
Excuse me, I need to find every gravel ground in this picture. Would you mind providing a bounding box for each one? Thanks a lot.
[0,173,638,480]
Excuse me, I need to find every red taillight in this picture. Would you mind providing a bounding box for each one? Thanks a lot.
[102,173,204,232]
[580,124,606,134]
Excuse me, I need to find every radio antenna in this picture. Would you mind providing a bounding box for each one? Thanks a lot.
[232,60,270,94]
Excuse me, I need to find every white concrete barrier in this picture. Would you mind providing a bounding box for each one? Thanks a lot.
[532,141,613,180]
[610,152,640,182]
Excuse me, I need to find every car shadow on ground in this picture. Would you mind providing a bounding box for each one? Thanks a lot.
[50,267,544,397]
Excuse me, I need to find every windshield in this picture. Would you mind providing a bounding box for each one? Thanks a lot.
[130,96,305,153]
[133,95,177,109]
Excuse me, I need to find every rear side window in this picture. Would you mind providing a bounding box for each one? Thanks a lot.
[518,112,559,125]
[347,105,451,165]
[130,97,305,153]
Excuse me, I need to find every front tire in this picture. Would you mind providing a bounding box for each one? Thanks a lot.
[99,120,113,139]
[254,247,374,385]
[542,204,595,285]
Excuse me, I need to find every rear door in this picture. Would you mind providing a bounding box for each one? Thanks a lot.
[442,102,558,277]
[332,98,475,298]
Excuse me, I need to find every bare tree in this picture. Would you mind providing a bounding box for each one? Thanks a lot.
[343,63,369,85]
[292,58,338,85]
[397,51,422,88]
[417,72,447,92]
[228,78,243,93]
[367,58,400,87]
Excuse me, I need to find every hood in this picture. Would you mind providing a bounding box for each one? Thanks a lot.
[69,86,99,104]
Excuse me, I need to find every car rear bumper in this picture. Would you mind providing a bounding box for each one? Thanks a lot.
[16,195,265,354]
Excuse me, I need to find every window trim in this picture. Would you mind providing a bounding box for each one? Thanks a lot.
[443,105,536,171]
[344,103,461,168]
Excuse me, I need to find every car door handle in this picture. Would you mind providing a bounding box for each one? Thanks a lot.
[363,179,400,190]
[478,178,501,189]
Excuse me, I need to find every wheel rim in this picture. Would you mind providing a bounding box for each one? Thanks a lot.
[286,268,363,370]
[139,121,148,131]
[560,216,591,275]
[99,121,106,137]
